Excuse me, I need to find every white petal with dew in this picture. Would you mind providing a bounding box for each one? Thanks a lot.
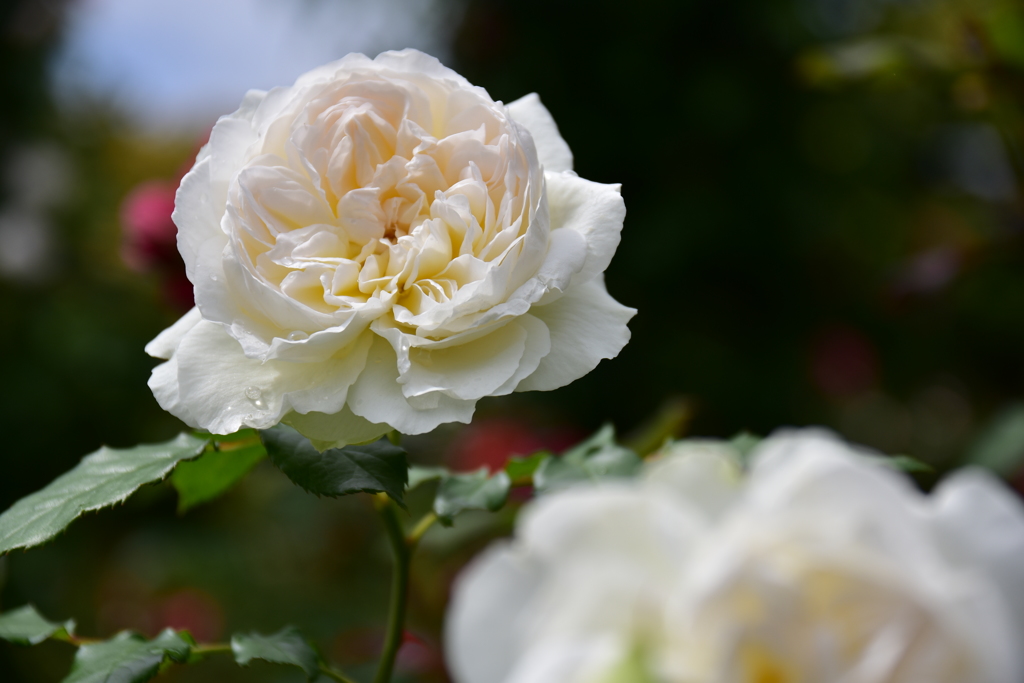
[171,321,370,434]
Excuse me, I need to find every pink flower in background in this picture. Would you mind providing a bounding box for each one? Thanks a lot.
[120,180,193,310]
[121,181,177,270]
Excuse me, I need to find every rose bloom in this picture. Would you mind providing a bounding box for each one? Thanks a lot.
[446,430,1024,683]
[147,50,633,445]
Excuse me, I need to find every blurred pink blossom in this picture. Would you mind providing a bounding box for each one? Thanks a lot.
[119,180,193,310]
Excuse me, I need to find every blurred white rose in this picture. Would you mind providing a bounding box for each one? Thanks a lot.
[446,430,1024,683]
[147,49,634,444]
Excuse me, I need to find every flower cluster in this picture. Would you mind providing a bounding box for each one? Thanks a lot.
[147,49,634,446]
[446,430,1024,683]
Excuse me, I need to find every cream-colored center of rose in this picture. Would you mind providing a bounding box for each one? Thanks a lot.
[225,77,537,329]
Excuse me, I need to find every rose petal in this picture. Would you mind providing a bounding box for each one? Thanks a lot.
[346,334,475,434]
[516,276,634,392]
[493,314,551,395]
[544,171,626,291]
[173,156,224,283]
[148,355,197,427]
[281,405,391,451]
[507,93,573,173]
[145,306,202,359]
[169,320,371,434]
[446,542,540,683]
[931,468,1024,652]
[398,319,528,401]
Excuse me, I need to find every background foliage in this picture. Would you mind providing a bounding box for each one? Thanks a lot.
[3,0,1024,680]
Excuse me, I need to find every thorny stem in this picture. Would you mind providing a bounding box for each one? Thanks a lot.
[373,493,413,683]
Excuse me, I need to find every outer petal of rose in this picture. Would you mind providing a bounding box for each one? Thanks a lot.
[507,93,573,173]
[746,430,929,528]
[174,89,265,276]
[493,314,551,395]
[506,638,626,683]
[643,441,743,521]
[173,156,223,283]
[207,88,265,192]
[347,335,476,434]
[931,468,1024,664]
[517,485,701,567]
[747,431,946,564]
[282,405,390,451]
[394,319,530,401]
[368,313,549,401]
[516,276,634,392]
[372,48,475,89]
[168,320,371,434]
[543,171,626,295]
[446,542,540,683]
[175,87,268,287]
[148,356,197,427]
[144,307,203,359]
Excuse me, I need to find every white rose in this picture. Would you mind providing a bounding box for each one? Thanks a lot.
[146,49,634,444]
[446,430,1024,683]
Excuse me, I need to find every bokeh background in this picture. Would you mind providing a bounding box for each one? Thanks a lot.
[4,0,1024,680]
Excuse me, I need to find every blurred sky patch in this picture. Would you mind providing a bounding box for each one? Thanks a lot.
[50,0,461,131]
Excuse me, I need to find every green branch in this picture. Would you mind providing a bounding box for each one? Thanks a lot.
[373,494,413,683]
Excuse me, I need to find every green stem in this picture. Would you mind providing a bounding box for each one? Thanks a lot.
[374,494,412,683]
[319,663,362,683]
[406,512,437,544]
[191,643,233,656]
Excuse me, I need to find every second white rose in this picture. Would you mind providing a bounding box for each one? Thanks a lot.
[446,430,1024,683]
[146,49,634,445]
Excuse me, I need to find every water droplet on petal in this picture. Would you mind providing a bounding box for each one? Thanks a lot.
[287,330,308,341]
[245,386,267,410]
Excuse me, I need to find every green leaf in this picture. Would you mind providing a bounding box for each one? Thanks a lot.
[64,629,192,683]
[407,466,448,490]
[171,440,267,513]
[504,452,551,483]
[964,403,1024,477]
[231,626,319,679]
[0,604,75,645]
[622,396,693,457]
[434,469,512,524]
[534,425,641,493]
[262,425,409,506]
[0,433,210,555]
